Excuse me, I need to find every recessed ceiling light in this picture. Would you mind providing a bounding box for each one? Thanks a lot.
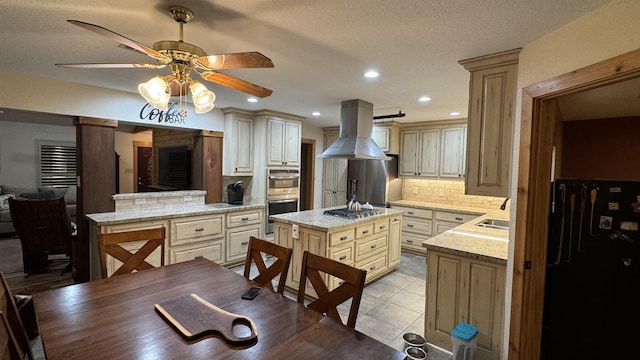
[418,96,431,102]
[364,70,379,78]
[312,111,321,116]
[449,111,461,116]
[247,97,258,103]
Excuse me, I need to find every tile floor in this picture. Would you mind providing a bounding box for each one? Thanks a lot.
[233,251,452,359]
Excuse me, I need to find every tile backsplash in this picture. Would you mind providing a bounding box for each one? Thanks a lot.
[402,179,510,211]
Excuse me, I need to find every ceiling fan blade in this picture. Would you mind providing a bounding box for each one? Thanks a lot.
[197,52,274,70]
[200,71,273,98]
[67,20,170,63]
[56,63,168,69]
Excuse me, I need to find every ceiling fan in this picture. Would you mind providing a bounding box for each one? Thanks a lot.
[56,5,274,115]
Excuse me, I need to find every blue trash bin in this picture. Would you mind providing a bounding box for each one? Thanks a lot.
[451,322,478,360]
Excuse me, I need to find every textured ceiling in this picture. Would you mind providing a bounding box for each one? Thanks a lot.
[0,0,617,128]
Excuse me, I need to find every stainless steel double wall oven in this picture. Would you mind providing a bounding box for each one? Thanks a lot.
[266,169,299,234]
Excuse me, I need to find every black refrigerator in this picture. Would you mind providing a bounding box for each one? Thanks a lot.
[543,178,640,359]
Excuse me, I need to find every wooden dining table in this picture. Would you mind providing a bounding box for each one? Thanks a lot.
[33,258,406,359]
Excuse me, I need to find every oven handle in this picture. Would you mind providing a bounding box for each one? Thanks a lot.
[268,175,300,180]
[268,198,299,204]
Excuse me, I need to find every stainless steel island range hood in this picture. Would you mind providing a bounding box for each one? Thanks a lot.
[318,99,391,160]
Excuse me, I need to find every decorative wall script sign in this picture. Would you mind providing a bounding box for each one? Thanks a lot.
[139,103,187,125]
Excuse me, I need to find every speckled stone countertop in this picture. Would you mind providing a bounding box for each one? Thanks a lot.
[86,203,265,226]
[270,206,404,232]
[390,200,509,264]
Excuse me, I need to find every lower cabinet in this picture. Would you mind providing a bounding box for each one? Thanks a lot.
[425,250,505,360]
[393,206,433,254]
[169,241,223,264]
[170,214,225,264]
[433,210,481,235]
[225,209,264,265]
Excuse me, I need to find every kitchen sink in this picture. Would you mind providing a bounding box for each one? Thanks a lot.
[475,218,510,230]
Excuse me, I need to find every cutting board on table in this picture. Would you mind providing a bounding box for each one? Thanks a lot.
[155,293,258,345]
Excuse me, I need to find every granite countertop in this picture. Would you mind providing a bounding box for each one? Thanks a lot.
[389,200,510,264]
[86,203,265,226]
[270,206,404,232]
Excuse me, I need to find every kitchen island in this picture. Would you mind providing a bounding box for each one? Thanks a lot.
[271,206,403,297]
[86,190,265,280]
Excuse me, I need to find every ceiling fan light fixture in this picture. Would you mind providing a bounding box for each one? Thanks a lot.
[190,81,216,114]
[138,76,170,110]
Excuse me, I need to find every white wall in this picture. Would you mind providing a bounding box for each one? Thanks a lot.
[504,0,640,355]
[0,120,75,187]
[302,123,325,209]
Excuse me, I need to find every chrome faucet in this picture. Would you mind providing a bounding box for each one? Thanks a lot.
[500,198,511,210]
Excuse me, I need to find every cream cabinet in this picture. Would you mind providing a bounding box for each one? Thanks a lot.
[372,122,400,154]
[393,206,433,254]
[433,210,481,235]
[460,48,520,197]
[225,209,263,265]
[222,108,254,176]
[322,129,348,208]
[275,213,401,298]
[169,214,225,264]
[400,122,466,179]
[267,118,301,168]
[426,250,505,360]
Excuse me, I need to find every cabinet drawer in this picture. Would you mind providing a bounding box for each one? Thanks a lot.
[435,211,479,223]
[330,245,354,265]
[374,219,390,233]
[402,218,432,235]
[226,225,261,263]
[396,207,433,219]
[356,234,387,259]
[227,210,262,228]
[357,253,387,279]
[170,241,224,265]
[356,223,375,238]
[329,229,355,247]
[172,216,223,246]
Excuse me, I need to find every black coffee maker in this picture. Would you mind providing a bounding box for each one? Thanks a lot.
[227,181,244,205]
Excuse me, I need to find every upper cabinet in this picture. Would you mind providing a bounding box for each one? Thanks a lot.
[371,122,400,154]
[459,48,521,197]
[399,121,466,179]
[222,108,254,176]
[267,118,301,168]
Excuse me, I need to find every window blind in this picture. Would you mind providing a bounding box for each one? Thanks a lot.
[37,141,77,187]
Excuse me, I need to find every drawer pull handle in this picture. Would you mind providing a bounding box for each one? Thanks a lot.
[362,230,369,234]
[339,280,345,285]
[241,217,249,221]
[407,239,414,243]
[407,211,414,215]
[241,241,249,245]
[378,226,385,230]
[407,224,414,228]
[370,265,377,271]
[370,244,377,249]
[455,217,463,221]
[340,236,348,241]
[194,256,203,260]
[195,228,204,232]
[339,255,347,260]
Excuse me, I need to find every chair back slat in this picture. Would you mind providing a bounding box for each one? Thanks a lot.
[1,273,33,359]
[1,311,22,360]
[297,251,367,329]
[99,227,165,278]
[243,237,293,294]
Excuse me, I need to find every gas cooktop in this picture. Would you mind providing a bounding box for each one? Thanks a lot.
[323,208,380,219]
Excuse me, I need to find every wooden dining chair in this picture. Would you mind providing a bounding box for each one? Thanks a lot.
[1,311,21,360]
[297,251,367,329]
[0,272,33,360]
[243,236,293,294]
[98,227,166,278]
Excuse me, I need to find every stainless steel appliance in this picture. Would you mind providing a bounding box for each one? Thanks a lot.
[346,155,402,207]
[266,169,300,234]
[323,208,379,219]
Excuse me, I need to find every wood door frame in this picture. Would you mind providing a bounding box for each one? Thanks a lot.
[301,138,316,210]
[510,48,640,359]
[133,141,152,193]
